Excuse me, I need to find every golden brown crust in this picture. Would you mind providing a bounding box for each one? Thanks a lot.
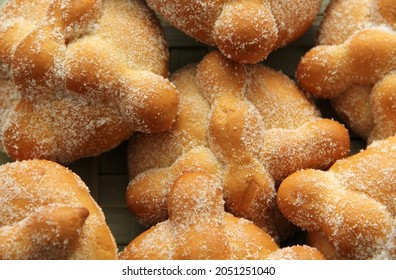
[0,0,178,163]
[0,206,89,260]
[297,0,396,142]
[0,160,117,259]
[297,29,396,99]
[278,136,396,259]
[331,86,374,140]
[318,0,396,45]
[127,51,350,242]
[146,0,322,63]
[126,146,223,227]
[120,172,324,260]
[370,72,396,142]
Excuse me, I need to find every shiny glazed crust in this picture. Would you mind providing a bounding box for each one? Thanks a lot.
[0,160,117,259]
[0,0,178,163]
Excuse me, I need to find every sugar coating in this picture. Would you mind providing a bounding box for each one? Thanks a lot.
[318,0,396,44]
[0,0,178,164]
[0,159,117,259]
[278,136,396,259]
[297,0,396,143]
[120,172,324,260]
[146,0,322,63]
[127,51,350,242]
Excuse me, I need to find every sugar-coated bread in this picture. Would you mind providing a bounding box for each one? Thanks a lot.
[0,0,178,163]
[278,136,396,259]
[266,245,326,260]
[127,51,350,242]
[120,172,325,260]
[297,0,396,143]
[146,0,322,64]
[0,160,117,259]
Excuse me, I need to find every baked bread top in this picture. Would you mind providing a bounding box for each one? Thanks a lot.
[278,135,396,259]
[297,0,396,143]
[146,0,322,63]
[0,159,117,259]
[127,51,350,242]
[120,171,325,260]
[0,0,178,163]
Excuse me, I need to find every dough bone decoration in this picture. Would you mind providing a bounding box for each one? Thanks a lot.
[2,0,394,260]
[0,0,178,164]
[0,160,117,260]
[278,136,396,260]
[127,51,350,243]
[145,0,322,64]
[297,0,396,143]
[120,171,325,260]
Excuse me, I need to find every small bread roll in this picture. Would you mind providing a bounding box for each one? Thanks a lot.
[120,172,325,260]
[297,0,396,143]
[127,51,350,242]
[0,160,117,259]
[146,0,322,63]
[278,136,396,259]
[0,0,178,163]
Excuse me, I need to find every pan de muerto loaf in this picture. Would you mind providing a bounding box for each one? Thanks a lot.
[0,0,178,163]
[0,160,117,259]
[120,172,325,260]
[278,136,396,259]
[297,0,396,143]
[145,0,322,64]
[127,51,350,242]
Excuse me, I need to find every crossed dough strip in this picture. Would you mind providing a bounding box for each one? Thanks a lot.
[127,51,350,241]
[297,0,396,143]
[120,172,325,260]
[278,136,396,260]
[146,0,322,64]
[0,160,117,260]
[0,0,178,163]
